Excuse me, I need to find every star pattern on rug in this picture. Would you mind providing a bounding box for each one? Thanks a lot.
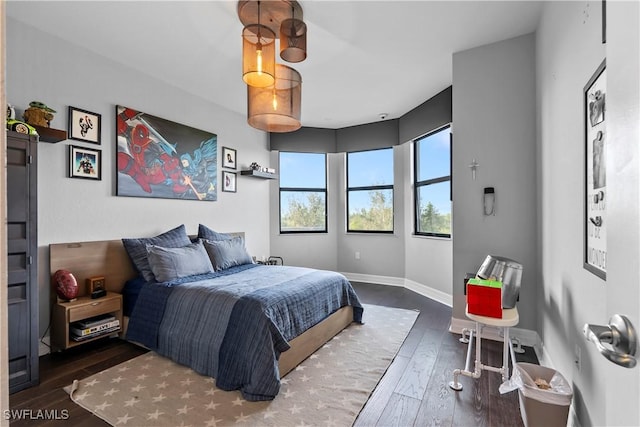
[68,304,418,426]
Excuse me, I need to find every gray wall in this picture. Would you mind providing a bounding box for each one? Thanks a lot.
[399,86,452,143]
[452,33,537,330]
[268,127,337,153]
[6,18,273,337]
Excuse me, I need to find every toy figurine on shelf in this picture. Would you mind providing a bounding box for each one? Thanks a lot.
[23,101,56,127]
[6,103,38,135]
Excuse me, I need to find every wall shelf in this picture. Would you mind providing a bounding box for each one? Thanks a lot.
[241,170,278,179]
[32,125,67,143]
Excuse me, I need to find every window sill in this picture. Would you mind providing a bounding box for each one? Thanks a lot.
[412,233,451,241]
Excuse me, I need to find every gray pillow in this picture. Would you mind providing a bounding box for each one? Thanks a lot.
[146,241,214,283]
[198,224,234,241]
[202,237,253,271]
[122,225,192,282]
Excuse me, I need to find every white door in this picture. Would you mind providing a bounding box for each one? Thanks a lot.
[600,3,640,425]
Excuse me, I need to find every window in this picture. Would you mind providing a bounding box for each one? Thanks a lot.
[414,125,452,237]
[347,148,394,232]
[279,152,327,233]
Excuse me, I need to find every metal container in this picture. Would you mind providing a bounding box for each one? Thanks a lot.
[476,255,523,308]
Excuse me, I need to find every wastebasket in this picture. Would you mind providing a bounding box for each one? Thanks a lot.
[514,363,573,427]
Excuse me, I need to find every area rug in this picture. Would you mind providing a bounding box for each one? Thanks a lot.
[66,304,418,426]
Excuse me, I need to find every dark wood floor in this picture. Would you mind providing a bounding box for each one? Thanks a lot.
[9,282,536,426]
[352,282,536,427]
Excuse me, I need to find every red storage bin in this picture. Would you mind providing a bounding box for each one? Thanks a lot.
[467,278,502,318]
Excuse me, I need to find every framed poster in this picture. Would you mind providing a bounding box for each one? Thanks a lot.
[222,147,237,169]
[69,145,101,180]
[222,171,237,193]
[68,106,101,144]
[584,59,607,280]
[116,105,217,201]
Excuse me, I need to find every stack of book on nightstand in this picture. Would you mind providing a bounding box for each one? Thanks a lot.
[70,313,120,342]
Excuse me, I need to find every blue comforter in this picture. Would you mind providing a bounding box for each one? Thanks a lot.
[126,264,363,401]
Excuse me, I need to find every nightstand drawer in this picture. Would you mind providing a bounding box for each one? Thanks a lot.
[69,298,121,323]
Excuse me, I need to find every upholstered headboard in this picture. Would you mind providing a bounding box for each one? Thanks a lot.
[49,233,245,296]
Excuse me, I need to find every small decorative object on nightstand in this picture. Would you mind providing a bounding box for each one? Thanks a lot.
[53,269,79,301]
[87,276,107,299]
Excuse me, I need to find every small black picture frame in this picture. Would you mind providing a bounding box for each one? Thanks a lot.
[583,59,607,280]
[222,171,237,193]
[68,106,101,144]
[222,146,237,170]
[69,145,102,180]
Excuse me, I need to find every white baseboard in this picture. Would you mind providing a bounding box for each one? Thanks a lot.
[342,272,405,288]
[403,278,452,307]
[341,272,453,307]
[535,337,555,368]
[39,335,51,356]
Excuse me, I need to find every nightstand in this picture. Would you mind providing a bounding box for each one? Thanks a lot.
[51,292,123,351]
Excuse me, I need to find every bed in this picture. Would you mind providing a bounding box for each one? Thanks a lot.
[49,225,363,401]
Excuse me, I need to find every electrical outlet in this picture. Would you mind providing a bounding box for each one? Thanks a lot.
[575,344,581,371]
[355,251,360,260]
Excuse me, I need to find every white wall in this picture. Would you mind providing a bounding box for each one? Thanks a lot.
[537,1,640,426]
[336,144,406,278]
[536,2,606,425]
[401,138,453,297]
[452,33,538,330]
[603,1,640,425]
[269,136,453,298]
[6,18,272,337]
[269,150,339,271]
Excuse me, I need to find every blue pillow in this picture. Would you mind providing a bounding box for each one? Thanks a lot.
[198,224,234,241]
[146,241,214,283]
[122,225,191,282]
[202,237,253,271]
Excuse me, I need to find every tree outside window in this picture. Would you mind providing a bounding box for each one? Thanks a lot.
[279,152,327,233]
[414,125,452,237]
[347,148,394,233]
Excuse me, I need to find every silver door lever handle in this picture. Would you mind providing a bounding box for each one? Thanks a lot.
[583,314,637,368]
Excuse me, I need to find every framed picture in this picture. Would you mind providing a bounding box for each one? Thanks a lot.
[583,59,606,280]
[222,146,237,169]
[68,106,101,144]
[222,171,237,193]
[69,145,101,180]
[116,105,217,201]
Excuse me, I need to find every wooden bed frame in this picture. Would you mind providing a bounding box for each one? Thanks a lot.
[49,238,354,376]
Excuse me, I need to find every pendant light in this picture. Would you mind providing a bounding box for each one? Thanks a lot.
[247,64,302,133]
[238,0,307,132]
[242,1,275,87]
[280,5,307,63]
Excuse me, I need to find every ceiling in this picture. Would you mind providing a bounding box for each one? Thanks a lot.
[6,1,543,129]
